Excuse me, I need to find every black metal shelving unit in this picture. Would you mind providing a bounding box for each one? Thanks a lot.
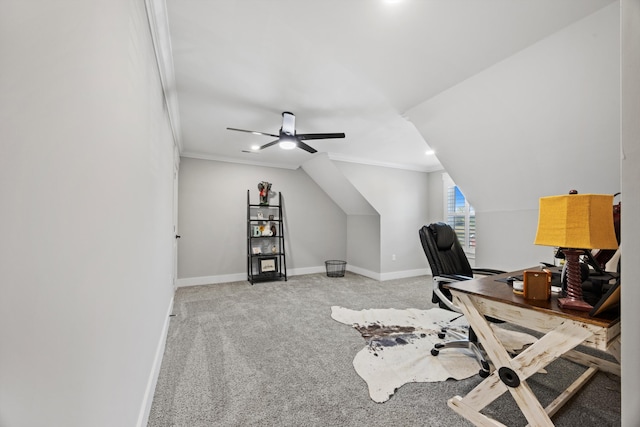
[247,190,287,285]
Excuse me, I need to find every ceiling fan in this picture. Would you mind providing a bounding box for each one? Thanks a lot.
[227,111,345,154]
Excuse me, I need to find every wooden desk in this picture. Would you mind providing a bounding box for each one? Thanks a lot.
[445,269,620,427]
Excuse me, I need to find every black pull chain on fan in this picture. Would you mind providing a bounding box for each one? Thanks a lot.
[227,111,345,154]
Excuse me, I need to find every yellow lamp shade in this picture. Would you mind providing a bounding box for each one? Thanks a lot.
[534,193,619,250]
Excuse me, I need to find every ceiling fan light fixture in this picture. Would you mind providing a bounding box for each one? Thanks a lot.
[279,139,297,150]
[279,133,297,150]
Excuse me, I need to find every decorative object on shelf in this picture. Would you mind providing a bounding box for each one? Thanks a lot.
[261,227,272,237]
[270,224,277,236]
[269,214,274,220]
[258,181,272,205]
[272,245,277,254]
[257,211,264,219]
[534,191,618,311]
[252,246,262,255]
[252,226,261,237]
[259,257,277,273]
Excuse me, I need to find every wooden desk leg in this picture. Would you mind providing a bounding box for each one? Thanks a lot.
[448,395,509,427]
[563,349,621,376]
[608,336,621,363]
[450,293,595,427]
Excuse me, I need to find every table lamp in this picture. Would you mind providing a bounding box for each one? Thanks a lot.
[534,191,618,311]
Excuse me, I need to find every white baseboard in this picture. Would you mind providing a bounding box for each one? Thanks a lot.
[176,269,324,287]
[379,268,431,281]
[136,296,174,427]
[349,266,430,281]
[288,266,326,276]
[176,266,431,287]
[346,265,381,280]
[176,273,246,287]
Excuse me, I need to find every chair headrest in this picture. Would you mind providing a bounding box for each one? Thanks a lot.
[431,223,456,250]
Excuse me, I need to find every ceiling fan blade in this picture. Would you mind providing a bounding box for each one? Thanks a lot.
[296,140,317,154]
[259,139,280,150]
[296,133,345,140]
[227,127,279,138]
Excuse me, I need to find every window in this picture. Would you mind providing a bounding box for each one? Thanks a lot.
[443,174,475,254]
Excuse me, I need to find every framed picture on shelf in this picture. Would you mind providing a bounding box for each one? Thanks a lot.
[259,257,277,274]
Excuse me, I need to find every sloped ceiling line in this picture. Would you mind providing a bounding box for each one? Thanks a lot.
[301,154,378,216]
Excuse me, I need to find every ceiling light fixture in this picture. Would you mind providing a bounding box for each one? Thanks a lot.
[279,141,296,150]
[251,145,260,151]
[425,150,435,155]
[279,135,297,150]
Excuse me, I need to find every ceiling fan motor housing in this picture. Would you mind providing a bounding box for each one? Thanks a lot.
[281,112,295,136]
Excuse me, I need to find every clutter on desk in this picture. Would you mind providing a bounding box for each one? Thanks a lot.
[523,269,552,301]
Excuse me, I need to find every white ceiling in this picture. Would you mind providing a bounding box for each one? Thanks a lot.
[158,0,615,171]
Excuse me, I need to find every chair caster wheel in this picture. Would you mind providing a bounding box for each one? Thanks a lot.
[431,348,439,356]
[438,332,446,339]
[479,369,490,378]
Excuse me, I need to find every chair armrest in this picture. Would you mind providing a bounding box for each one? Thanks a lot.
[432,272,507,322]
[432,284,462,314]
[432,275,473,313]
[472,268,506,276]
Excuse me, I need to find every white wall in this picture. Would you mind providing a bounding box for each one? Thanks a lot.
[427,171,446,226]
[347,215,381,274]
[334,162,431,279]
[0,2,177,427]
[177,157,347,285]
[177,158,432,283]
[302,155,381,276]
[408,3,621,271]
[620,1,640,425]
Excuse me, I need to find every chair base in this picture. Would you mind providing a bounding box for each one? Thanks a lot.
[431,330,491,378]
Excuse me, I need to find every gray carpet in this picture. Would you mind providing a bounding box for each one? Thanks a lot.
[147,272,621,427]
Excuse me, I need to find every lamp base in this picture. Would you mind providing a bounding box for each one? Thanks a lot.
[558,248,593,312]
[558,297,593,312]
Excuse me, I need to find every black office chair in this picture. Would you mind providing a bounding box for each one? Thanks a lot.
[419,222,505,378]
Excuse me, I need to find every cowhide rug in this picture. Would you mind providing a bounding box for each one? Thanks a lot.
[331,306,537,403]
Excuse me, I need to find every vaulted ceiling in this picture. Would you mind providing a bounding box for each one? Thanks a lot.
[152,0,615,171]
